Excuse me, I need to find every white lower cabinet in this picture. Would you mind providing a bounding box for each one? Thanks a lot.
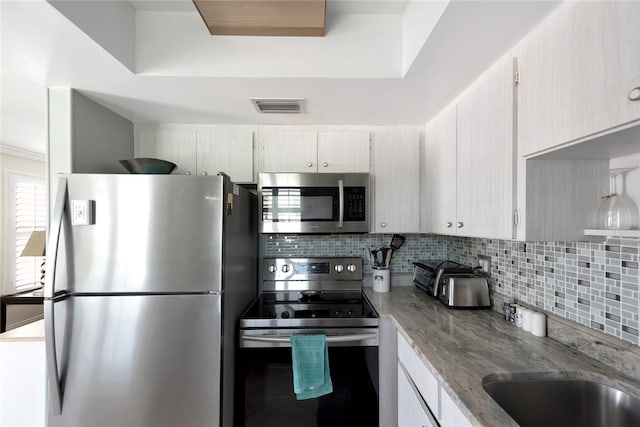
[398,362,438,427]
[397,331,472,427]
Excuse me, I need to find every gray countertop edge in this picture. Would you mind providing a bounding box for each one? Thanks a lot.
[364,286,640,427]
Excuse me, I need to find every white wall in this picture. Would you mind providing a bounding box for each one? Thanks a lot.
[47,0,136,72]
[48,88,134,208]
[136,10,402,78]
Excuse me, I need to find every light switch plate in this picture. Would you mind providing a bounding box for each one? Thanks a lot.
[477,254,491,275]
[71,200,95,225]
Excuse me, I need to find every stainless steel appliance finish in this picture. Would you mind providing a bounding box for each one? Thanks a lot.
[258,172,369,234]
[412,260,474,297]
[45,174,257,427]
[238,256,379,426]
[242,257,378,330]
[438,274,491,308]
[483,377,640,427]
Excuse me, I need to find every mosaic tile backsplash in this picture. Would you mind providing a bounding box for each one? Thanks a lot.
[264,234,640,347]
[263,234,447,274]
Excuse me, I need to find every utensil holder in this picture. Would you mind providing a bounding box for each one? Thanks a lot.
[372,267,390,293]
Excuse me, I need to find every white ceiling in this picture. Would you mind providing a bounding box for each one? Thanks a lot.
[0,0,561,155]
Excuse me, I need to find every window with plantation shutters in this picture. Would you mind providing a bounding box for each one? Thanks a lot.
[3,173,47,294]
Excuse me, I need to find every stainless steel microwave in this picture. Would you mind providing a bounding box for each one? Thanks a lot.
[258,172,370,233]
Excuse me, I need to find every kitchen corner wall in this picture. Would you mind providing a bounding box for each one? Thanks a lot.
[264,234,640,347]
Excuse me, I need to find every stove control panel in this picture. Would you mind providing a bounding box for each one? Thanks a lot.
[263,257,363,282]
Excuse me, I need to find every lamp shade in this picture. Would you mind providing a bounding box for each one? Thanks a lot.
[21,230,46,257]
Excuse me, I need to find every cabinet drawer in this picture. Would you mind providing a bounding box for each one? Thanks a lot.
[397,331,439,419]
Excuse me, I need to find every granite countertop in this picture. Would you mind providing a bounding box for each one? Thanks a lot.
[364,286,640,426]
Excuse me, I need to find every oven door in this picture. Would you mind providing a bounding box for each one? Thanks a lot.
[237,328,379,427]
[258,173,369,234]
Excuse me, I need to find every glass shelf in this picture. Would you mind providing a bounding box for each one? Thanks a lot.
[584,229,640,238]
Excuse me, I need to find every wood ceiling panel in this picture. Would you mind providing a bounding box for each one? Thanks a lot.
[193,0,326,36]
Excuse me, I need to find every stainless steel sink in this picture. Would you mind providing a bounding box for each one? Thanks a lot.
[482,376,640,427]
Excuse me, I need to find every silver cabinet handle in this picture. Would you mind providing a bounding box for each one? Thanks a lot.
[457,221,464,228]
[201,171,208,176]
[306,162,313,167]
[380,222,387,228]
[322,162,328,167]
[629,87,640,101]
[185,171,192,175]
[446,222,453,228]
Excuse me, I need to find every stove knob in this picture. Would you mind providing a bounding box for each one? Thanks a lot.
[335,310,344,318]
[334,264,344,273]
[267,264,277,273]
[347,310,355,318]
[347,264,357,273]
[269,311,277,319]
[281,264,290,273]
[281,311,290,319]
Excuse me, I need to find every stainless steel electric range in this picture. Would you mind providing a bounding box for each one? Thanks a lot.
[237,257,379,427]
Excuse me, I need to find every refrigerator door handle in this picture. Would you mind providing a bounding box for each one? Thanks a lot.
[45,177,67,300]
[45,177,68,414]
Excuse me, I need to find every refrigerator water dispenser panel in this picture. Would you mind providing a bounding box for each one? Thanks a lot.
[71,200,95,225]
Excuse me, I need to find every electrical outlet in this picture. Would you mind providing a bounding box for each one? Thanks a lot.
[477,255,491,275]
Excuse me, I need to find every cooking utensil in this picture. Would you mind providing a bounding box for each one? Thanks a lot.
[385,249,393,268]
[390,234,406,250]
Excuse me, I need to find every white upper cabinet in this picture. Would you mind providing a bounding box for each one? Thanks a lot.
[135,125,256,182]
[371,127,420,233]
[259,127,317,173]
[518,1,640,157]
[196,126,255,182]
[456,55,515,239]
[317,131,370,172]
[422,56,515,239]
[422,104,457,235]
[259,126,370,173]
[135,127,197,175]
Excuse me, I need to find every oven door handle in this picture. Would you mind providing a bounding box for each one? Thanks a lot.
[242,333,377,344]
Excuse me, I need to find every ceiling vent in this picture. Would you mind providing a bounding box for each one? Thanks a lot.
[250,98,306,114]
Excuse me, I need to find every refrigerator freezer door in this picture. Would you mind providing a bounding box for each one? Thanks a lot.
[63,174,226,294]
[47,294,222,427]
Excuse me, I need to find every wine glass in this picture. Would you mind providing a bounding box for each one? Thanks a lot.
[597,168,636,230]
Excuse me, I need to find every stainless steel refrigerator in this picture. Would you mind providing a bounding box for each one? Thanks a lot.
[44,174,257,427]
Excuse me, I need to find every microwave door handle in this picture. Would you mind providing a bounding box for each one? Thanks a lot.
[338,179,344,228]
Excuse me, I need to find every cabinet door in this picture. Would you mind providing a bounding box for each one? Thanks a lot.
[518,1,640,156]
[135,127,197,175]
[317,131,370,173]
[371,128,420,233]
[397,363,438,427]
[440,388,473,427]
[196,126,255,182]
[423,104,457,235]
[259,127,317,173]
[456,56,515,239]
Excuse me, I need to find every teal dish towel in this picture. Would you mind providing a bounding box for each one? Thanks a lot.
[290,335,333,400]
